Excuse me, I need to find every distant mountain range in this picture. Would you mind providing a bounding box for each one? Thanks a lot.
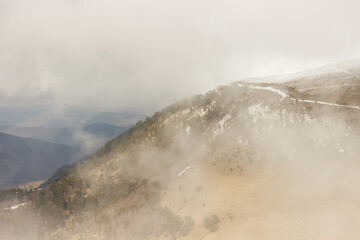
[0,105,147,128]
[0,106,145,189]
[84,111,147,126]
[83,123,131,138]
[0,132,79,189]
[0,123,132,146]
[0,122,133,189]
[0,125,77,145]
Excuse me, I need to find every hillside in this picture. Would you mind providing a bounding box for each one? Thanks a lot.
[0,133,80,189]
[1,62,360,239]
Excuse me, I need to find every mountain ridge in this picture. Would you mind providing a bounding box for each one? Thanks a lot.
[1,62,360,239]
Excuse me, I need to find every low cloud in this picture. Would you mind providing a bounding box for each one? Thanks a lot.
[0,0,360,110]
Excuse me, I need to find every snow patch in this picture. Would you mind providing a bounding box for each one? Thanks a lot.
[181,109,190,115]
[177,165,191,177]
[294,98,360,110]
[5,202,27,210]
[198,108,207,118]
[248,103,270,117]
[218,113,231,127]
[213,113,232,136]
[186,126,191,135]
[248,85,289,98]
[238,84,288,98]
[304,114,311,121]
[248,103,280,124]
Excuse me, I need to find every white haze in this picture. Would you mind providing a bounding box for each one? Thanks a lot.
[1,85,360,239]
[1,0,360,111]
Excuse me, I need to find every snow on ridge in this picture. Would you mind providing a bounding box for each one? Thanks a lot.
[298,83,358,91]
[238,84,288,98]
[250,59,360,83]
[293,99,360,110]
[4,202,27,210]
[176,165,191,177]
[248,85,289,98]
[238,83,360,110]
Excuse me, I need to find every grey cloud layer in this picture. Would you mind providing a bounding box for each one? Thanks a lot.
[0,0,360,110]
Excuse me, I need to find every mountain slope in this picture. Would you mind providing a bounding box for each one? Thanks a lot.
[1,62,360,240]
[0,132,80,189]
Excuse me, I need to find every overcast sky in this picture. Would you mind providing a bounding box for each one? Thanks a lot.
[0,0,360,111]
